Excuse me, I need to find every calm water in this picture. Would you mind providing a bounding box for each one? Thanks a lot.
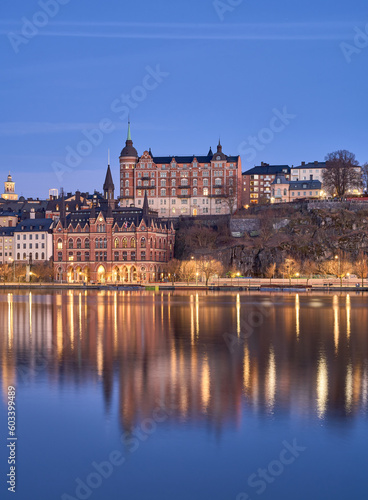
[0,290,367,500]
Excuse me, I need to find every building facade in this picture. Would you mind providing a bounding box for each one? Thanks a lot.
[13,213,54,262]
[290,161,326,183]
[271,174,322,203]
[242,164,291,206]
[0,227,14,264]
[118,124,242,216]
[53,166,175,283]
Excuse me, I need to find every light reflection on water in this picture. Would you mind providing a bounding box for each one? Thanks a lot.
[0,290,368,500]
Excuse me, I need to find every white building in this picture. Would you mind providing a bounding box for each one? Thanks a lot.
[291,161,326,183]
[0,227,14,264]
[14,214,53,263]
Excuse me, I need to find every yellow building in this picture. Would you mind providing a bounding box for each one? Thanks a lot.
[2,173,18,201]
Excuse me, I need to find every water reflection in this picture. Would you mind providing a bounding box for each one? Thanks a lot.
[1,291,368,429]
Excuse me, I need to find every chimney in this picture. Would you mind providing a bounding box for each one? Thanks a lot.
[30,208,35,219]
[301,161,305,166]
[314,161,318,165]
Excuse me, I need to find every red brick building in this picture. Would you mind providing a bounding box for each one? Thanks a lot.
[242,163,291,206]
[119,123,242,216]
[53,166,175,283]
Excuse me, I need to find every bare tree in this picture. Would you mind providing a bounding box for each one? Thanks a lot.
[179,260,196,285]
[265,263,276,284]
[354,251,368,287]
[279,256,300,285]
[222,176,238,215]
[198,257,224,286]
[165,258,181,285]
[322,150,361,198]
[301,260,317,286]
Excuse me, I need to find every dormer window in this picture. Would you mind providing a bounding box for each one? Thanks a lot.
[277,179,281,184]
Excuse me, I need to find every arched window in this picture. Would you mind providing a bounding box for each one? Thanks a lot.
[131,237,136,248]
[85,238,90,249]
[283,188,287,196]
[23,253,26,260]
[215,178,221,186]
[104,238,107,248]
[76,238,81,249]
[122,237,128,248]
[125,189,129,196]
[277,188,281,196]
[17,253,20,260]
[35,252,39,260]
[193,188,197,196]
[125,180,129,187]
[114,238,119,248]
[57,239,62,249]
[95,238,99,249]
[141,237,146,248]
[68,239,73,249]
[160,188,166,196]
[171,179,176,186]
[193,178,197,186]
[172,188,176,196]
[181,178,188,186]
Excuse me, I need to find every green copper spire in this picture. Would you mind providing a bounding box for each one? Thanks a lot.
[127,121,132,141]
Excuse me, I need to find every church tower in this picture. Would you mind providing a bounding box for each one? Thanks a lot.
[2,172,18,200]
[119,122,138,207]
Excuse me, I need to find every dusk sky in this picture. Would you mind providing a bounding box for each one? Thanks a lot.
[1,0,368,198]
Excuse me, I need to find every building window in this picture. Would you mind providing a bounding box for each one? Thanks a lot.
[114,251,119,261]
[141,251,146,261]
[122,251,127,261]
[57,239,62,249]
[203,188,209,196]
[141,237,146,247]
[76,238,81,249]
[77,252,82,262]
[68,239,73,249]
[58,252,62,261]
[114,238,119,248]
[131,251,136,260]
[131,237,136,248]
[85,238,90,249]
[193,188,197,196]
[171,179,176,186]
[160,189,166,196]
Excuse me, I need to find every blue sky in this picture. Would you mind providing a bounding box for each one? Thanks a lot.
[1,0,368,198]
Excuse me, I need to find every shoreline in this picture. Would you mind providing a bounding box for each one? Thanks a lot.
[0,283,367,292]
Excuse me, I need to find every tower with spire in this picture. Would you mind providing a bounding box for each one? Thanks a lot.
[119,121,138,207]
[2,172,18,201]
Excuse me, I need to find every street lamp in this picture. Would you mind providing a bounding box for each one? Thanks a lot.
[335,254,341,286]
[237,272,240,286]
[295,272,299,284]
